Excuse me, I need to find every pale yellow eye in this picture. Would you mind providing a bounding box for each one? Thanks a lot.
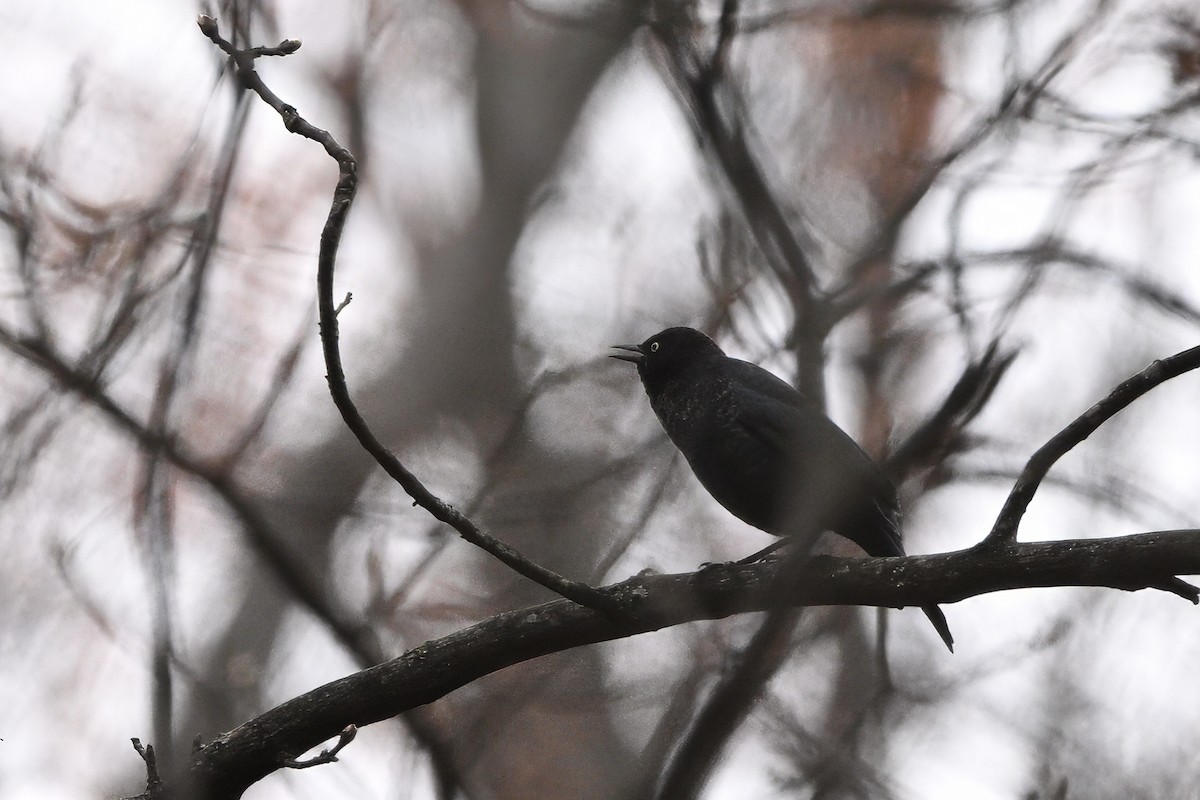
[650,341,660,353]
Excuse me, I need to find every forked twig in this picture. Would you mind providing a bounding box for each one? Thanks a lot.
[281,725,357,770]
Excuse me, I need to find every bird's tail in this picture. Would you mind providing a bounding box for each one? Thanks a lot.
[921,604,954,653]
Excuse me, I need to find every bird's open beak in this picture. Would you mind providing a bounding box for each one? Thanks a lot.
[609,343,645,364]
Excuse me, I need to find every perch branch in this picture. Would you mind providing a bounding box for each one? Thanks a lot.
[185,529,1199,796]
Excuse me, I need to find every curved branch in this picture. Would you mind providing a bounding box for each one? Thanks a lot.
[195,15,622,616]
[986,344,1200,545]
[188,529,1200,797]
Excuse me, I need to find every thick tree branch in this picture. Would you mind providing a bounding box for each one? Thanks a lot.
[184,529,1198,797]
[196,15,622,617]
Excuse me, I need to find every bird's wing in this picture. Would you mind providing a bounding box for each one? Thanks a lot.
[724,358,811,409]
[723,359,904,556]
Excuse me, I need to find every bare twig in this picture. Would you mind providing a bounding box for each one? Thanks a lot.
[884,339,1020,480]
[128,738,164,800]
[985,344,1200,545]
[823,261,941,326]
[281,725,357,769]
[952,243,1200,327]
[841,0,1117,287]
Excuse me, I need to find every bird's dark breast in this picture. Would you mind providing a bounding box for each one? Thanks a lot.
[688,426,792,534]
[651,377,793,534]
[649,369,902,553]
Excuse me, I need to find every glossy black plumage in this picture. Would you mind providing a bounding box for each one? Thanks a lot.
[612,326,952,652]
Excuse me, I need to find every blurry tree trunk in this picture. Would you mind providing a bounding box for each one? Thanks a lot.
[813,12,946,797]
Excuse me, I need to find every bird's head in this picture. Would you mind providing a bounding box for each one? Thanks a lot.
[610,327,724,392]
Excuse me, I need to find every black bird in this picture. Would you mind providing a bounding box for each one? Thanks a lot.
[612,326,953,652]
